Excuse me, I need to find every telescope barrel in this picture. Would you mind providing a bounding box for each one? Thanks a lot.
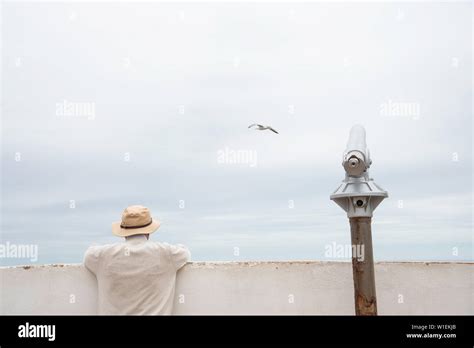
[343,125,369,176]
[345,124,367,155]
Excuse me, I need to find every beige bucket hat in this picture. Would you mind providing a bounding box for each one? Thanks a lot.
[112,205,160,237]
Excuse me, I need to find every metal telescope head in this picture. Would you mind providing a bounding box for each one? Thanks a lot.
[342,125,372,177]
[330,125,388,218]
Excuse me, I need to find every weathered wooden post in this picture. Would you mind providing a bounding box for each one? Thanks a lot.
[330,125,388,316]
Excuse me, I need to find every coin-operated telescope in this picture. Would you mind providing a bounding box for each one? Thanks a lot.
[330,124,388,316]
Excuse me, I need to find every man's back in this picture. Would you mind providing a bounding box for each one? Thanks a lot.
[84,235,190,315]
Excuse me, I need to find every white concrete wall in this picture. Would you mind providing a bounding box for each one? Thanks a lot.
[0,261,472,315]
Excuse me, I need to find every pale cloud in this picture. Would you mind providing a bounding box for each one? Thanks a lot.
[1,1,472,266]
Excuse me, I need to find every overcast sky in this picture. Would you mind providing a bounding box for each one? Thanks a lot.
[1,1,472,266]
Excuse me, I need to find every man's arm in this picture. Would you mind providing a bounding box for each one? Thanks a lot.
[167,244,191,270]
[83,245,102,274]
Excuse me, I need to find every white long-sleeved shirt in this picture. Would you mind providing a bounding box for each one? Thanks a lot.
[84,235,190,315]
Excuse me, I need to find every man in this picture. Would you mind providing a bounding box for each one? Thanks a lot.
[84,205,190,315]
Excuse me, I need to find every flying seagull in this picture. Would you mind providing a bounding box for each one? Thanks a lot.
[248,124,279,134]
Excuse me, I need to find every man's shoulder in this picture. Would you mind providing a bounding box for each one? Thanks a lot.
[148,241,172,251]
[84,243,119,271]
[85,242,122,255]
[146,242,188,256]
[151,242,187,250]
[85,241,185,256]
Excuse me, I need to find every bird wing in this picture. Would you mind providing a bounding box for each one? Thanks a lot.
[268,127,279,134]
[248,123,263,129]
